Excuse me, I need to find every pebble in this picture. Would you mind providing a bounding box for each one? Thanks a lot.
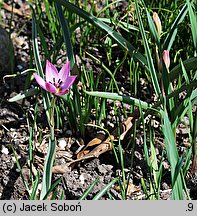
[1,146,9,155]
[79,174,85,184]
[58,138,67,149]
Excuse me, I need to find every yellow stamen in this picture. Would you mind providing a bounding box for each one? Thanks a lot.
[56,87,61,93]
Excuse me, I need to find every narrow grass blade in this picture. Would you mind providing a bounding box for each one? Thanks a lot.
[146,9,160,47]
[42,177,62,200]
[50,190,59,200]
[171,60,196,126]
[40,135,56,200]
[163,110,184,199]
[84,90,159,113]
[8,87,39,102]
[150,130,159,189]
[79,177,100,200]
[36,24,50,59]
[117,137,126,197]
[163,2,189,51]
[141,178,149,199]
[30,171,40,200]
[135,0,161,97]
[181,59,190,84]
[97,0,123,17]
[54,0,148,69]
[59,190,65,200]
[187,0,197,55]
[172,156,184,188]
[55,3,75,69]
[32,11,44,77]
[11,146,30,195]
[183,149,192,178]
[98,18,140,32]
[169,57,197,81]
[32,10,51,124]
[92,177,118,200]
[156,151,164,199]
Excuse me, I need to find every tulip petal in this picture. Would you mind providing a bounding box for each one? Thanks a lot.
[55,90,69,96]
[58,61,70,82]
[45,82,57,94]
[45,60,59,83]
[162,50,170,69]
[59,75,77,93]
[153,12,162,36]
[33,73,47,91]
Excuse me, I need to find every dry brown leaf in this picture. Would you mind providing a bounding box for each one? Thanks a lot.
[77,109,139,159]
[126,183,141,196]
[52,164,71,174]
[114,183,141,196]
[77,150,90,159]
[77,131,106,158]
[120,116,134,140]
[2,3,23,16]
[54,110,140,173]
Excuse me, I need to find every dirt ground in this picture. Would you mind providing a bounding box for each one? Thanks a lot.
[0,1,196,200]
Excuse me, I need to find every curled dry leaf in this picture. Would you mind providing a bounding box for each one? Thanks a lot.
[77,109,139,159]
[77,131,106,159]
[52,109,139,173]
[114,183,141,196]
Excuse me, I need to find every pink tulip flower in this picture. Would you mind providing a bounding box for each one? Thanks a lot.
[162,50,170,70]
[33,60,77,96]
[153,12,162,36]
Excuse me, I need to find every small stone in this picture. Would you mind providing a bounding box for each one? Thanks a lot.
[1,146,9,155]
[16,168,20,173]
[58,138,67,149]
[12,155,21,162]
[79,174,85,184]
[17,64,23,70]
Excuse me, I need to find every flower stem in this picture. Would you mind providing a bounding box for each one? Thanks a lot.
[50,96,57,127]
[40,96,57,200]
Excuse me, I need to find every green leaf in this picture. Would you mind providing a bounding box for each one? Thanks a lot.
[43,177,62,200]
[187,0,197,55]
[32,10,44,78]
[8,87,39,102]
[172,156,184,188]
[54,0,148,70]
[150,133,159,188]
[169,57,197,81]
[31,9,51,125]
[30,172,40,200]
[55,3,75,69]
[98,18,141,33]
[163,2,189,51]
[163,110,184,199]
[171,61,196,126]
[79,177,100,200]
[40,136,57,200]
[146,9,160,47]
[135,0,161,97]
[191,88,197,104]
[84,90,159,113]
[93,177,118,200]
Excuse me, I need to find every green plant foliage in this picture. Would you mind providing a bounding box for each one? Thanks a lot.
[6,0,196,200]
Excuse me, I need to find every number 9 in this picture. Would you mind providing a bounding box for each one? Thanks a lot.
[188,203,193,211]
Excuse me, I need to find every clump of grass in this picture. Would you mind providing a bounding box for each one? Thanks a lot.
[8,0,197,200]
